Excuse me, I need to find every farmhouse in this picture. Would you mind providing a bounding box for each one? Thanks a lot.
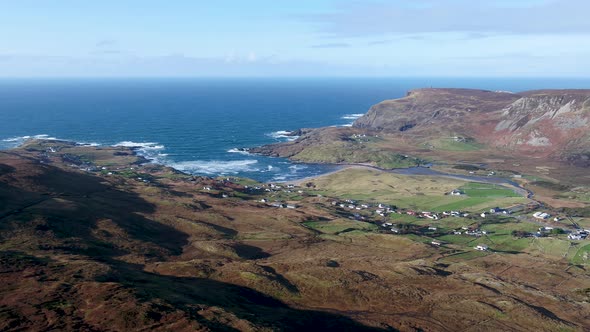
[474,244,489,251]
[533,212,551,220]
[568,231,589,241]
[490,207,507,214]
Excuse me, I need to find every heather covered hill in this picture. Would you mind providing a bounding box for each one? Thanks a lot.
[1,141,589,331]
[353,88,590,160]
[353,88,521,135]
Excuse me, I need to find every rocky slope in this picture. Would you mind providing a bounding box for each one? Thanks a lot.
[353,88,590,161]
[492,90,590,163]
[353,88,520,135]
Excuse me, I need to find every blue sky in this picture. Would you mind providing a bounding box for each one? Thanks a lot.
[1,0,588,77]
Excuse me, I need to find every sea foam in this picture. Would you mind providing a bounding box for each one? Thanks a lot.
[341,113,365,120]
[227,148,252,155]
[168,159,259,175]
[114,141,167,162]
[267,130,299,141]
[0,134,100,149]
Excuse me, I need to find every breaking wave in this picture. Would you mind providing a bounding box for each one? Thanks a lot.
[227,148,252,155]
[0,134,99,149]
[338,113,364,127]
[267,130,299,141]
[168,159,259,175]
[341,113,365,120]
[114,141,167,163]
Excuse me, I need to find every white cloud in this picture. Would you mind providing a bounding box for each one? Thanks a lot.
[302,0,590,37]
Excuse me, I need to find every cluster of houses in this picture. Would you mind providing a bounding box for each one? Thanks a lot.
[480,207,512,218]
[328,196,480,226]
[568,230,589,241]
[331,200,394,216]
[452,227,488,237]
[242,183,301,194]
[430,241,490,252]
[350,134,378,142]
[331,198,475,222]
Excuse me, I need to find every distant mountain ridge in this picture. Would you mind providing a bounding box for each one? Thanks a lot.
[353,88,590,163]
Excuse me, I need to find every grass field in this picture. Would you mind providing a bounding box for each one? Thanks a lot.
[571,244,590,265]
[425,138,485,151]
[310,168,529,212]
[459,182,521,198]
[291,141,421,169]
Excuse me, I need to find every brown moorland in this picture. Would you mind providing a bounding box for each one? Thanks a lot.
[0,140,589,331]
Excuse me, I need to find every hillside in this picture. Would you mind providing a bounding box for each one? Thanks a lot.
[353,88,590,161]
[353,88,520,135]
[252,88,590,189]
[1,140,589,331]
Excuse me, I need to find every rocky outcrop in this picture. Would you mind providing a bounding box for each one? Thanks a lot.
[492,90,590,157]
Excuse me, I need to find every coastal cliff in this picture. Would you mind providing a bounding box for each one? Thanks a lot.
[253,88,590,170]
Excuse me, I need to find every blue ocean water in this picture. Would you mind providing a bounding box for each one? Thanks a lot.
[1,77,589,182]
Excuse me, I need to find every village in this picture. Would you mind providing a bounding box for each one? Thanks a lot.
[198,176,590,254]
[47,140,588,260]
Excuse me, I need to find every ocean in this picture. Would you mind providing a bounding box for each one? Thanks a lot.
[1,77,589,182]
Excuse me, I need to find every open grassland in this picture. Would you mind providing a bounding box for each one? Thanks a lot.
[460,182,521,197]
[423,138,485,151]
[571,244,590,265]
[310,168,529,212]
[290,141,421,169]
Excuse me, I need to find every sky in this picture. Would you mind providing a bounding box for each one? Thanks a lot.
[0,0,588,77]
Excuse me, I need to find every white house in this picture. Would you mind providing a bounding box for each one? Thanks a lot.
[474,244,489,251]
[533,212,550,220]
[568,234,583,241]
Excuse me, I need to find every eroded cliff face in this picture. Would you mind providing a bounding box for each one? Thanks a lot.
[492,91,590,160]
[353,88,590,162]
[353,88,520,135]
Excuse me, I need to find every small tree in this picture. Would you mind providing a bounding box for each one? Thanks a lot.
[550,228,565,235]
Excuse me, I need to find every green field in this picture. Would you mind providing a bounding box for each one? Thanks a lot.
[425,138,484,151]
[571,244,590,265]
[459,182,521,198]
[310,168,528,212]
[291,142,421,169]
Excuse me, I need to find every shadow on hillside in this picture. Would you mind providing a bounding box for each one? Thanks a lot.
[0,156,390,331]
